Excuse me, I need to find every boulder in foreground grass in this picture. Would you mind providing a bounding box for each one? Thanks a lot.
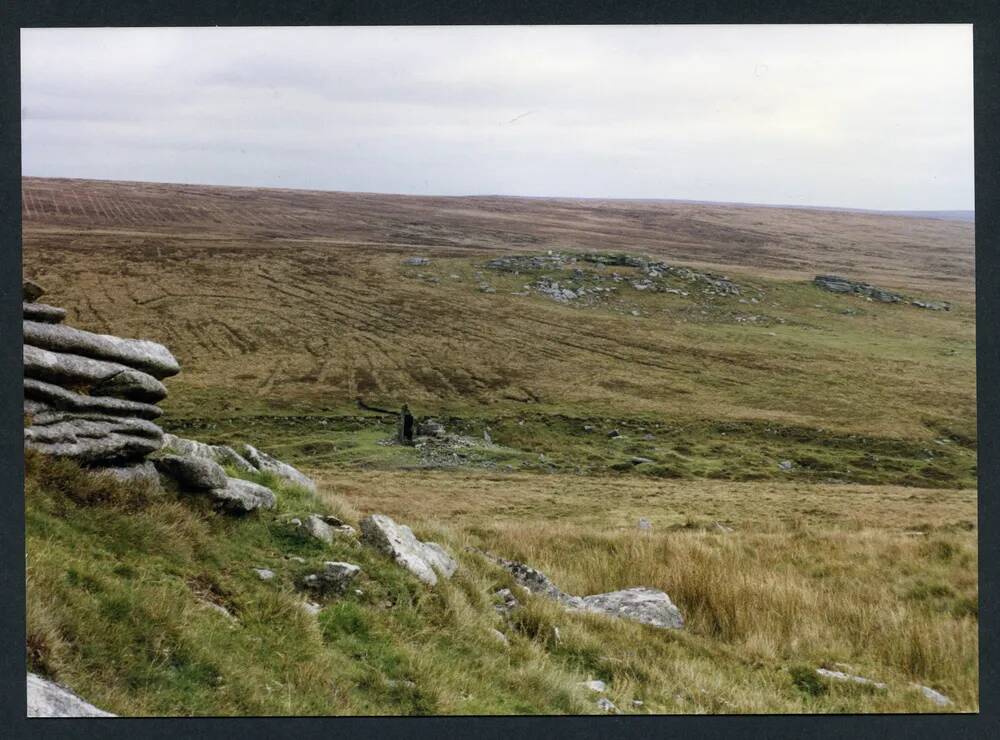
[207,477,276,513]
[475,548,684,630]
[161,433,255,473]
[154,454,228,491]
[95,460,162,491]
[572,587,684,630]
[240,443,317,493]
[27,673,115,718]
[360,514,457,586]
[303,561,362,594]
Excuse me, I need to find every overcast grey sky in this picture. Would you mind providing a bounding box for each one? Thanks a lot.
[21,25,973,210]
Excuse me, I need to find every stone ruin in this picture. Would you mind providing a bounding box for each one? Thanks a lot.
[21,279,313,512]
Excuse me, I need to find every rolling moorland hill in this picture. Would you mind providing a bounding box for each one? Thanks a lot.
[21,177,978,714]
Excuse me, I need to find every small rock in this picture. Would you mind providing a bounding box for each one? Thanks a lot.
[302,561,362,594]
[596,697,617,713]
[607,429,621,438]
[630,456,654,465]
[551,625,561,644]
[23,279,45,302]
[403,257,430,266]
[632,699,644,707]
[815,668,887,690]
[779,460,794,471]
[583,679,606,692]
[300,600,322,616]
[253,568,275,581]
[637,517,653,530]
[583,425,594,432]
[285,555,306,564]
[913,683,953,706]
[490,629,509,645]
[494,587,521,615]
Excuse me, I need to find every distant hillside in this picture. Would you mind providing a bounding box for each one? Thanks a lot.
[22,177,974,296]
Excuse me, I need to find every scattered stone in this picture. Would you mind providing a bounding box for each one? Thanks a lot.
[637,518,653,531]
[303,561,362,594]
[630,456,654,465]
[403,256,430,266]
[253,568,275,581]
[632,699,644,707]
[596,697,618,713]
[199,600,237,621]
[582,680,606,693]
[607,429,621,438]
[300,600,322,616]
[27,673,115,718]
[360,514,457,586]
[815,668,887,690]
[208,477,277,513]
[285,555,306,564]
[240,444,317,493]
[23,302,66,323]
[490,629,509,646]
[417,419,447,438]
[911,299,950,311]
[153,454,228,491]
[779,460,794,471]
[713,521,734,533]
[583,425,594,432]
[913,684,953,707]
[494,587,521,615]
[23,320,180,378]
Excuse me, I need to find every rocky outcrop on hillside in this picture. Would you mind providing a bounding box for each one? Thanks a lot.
[813,275,950,310]
[21,281,311,513]
[22,282,178,473]
[360,514,458,586]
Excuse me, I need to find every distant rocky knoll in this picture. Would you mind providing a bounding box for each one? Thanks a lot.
[813,275,950,311]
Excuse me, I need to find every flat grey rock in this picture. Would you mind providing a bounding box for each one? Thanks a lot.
[815,668,887,690]
[24,320,180,378]
[161,433,255,473]
[573,587,685,630]
[207,477,277,513]
[24,416,164,464]
[24,344,167,403]
[360,514,457,586]
[27,673,115,718]
[23,302,66,323]
[240,444,317,492]
[254,568,275,581]
[24,378,163,420]
[913,683,953,707]
[302,561,362,594]
[154,454,228,491]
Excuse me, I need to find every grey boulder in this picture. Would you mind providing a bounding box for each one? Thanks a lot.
[207,477,277,513]
[24,344,167,403]
[27,673,115,718]
[24,378,163,420]
[161,433,255,473]
[94,460,163,490]
[299,514,355,544]
[571,587,685,630]
[24,320,180,379]
[360,514,457,586]
[240,444,317,492]
[23,302,66,323]
[154,454,228,491]
[303,561,362,594]
[24,415,164,464]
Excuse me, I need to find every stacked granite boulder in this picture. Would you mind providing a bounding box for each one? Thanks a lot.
[22,280,177,485]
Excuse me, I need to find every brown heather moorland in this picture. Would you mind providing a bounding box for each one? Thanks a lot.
[23,177,977,714]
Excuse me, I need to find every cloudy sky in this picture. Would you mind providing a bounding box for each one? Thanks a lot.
[21,25,973,210]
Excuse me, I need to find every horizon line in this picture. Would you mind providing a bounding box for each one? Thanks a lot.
[20,174,975,218]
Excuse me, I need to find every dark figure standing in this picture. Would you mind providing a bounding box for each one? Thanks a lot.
[398,404,415,445]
